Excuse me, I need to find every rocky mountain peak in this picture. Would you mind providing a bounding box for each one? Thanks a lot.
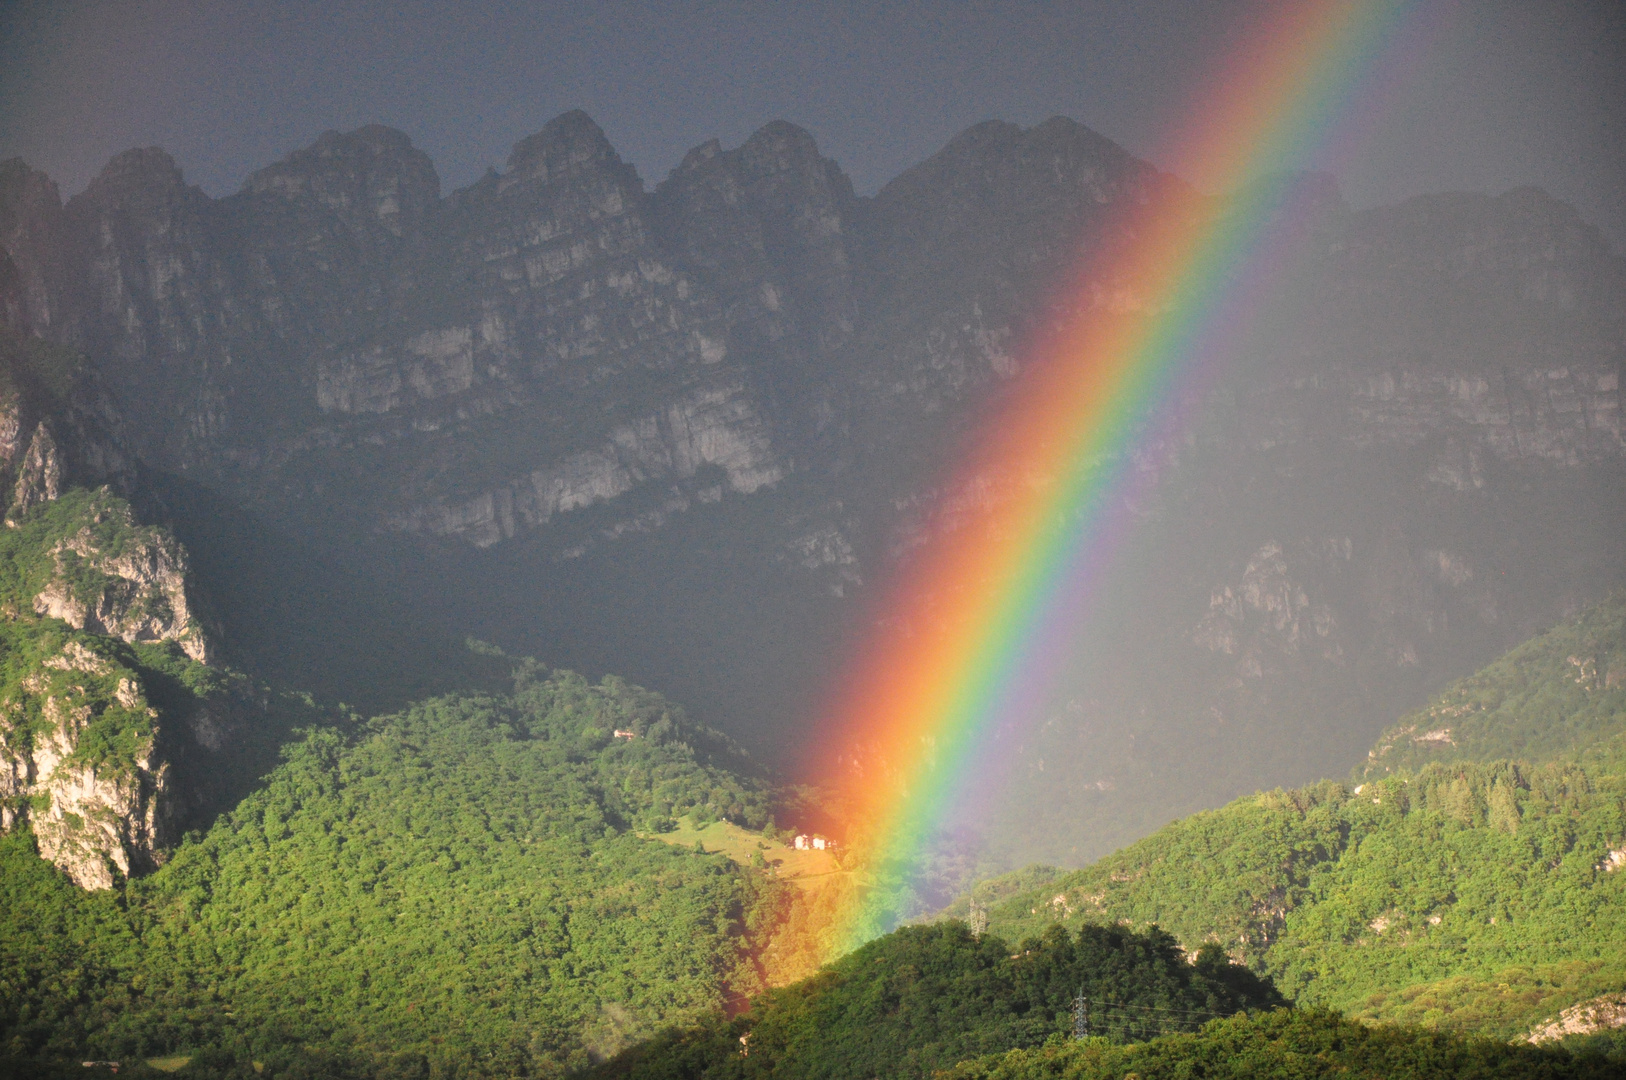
[0,159,68,334]
[240,124,441,238]
[73,147,193,211]
[848,117,1172,405]
[673,137,724,175]
[503,109,626,188]
[873,115,1151,216]
[651,121,858,359]
[738,120,827,171]
[0,158,62,231]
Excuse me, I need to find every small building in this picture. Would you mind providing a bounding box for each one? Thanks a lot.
[794,834,810,850]
[812,837,828,850]
[613,729,637,740]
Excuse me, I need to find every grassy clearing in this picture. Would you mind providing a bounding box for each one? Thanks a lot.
[647,816,845,888]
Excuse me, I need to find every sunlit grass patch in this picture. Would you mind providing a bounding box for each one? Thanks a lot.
[646,815,845,887]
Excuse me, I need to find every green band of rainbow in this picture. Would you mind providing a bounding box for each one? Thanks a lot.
[808,0,1418,959]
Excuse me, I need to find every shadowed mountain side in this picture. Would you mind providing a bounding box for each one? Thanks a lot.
[949,597,1626,1040]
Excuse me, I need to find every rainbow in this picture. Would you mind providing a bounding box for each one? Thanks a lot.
[808,0,1420,957]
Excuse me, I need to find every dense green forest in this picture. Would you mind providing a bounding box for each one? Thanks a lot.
[942,1006,1621,1080]
[588,921,1282,1080]
[1,666,796,1076]
[958,598,1626,1040]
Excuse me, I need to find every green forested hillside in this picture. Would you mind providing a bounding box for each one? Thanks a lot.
[943,1007,1618,1080]
[1,667,794,1077]
[959,600,1626,1040]
[1365,595,1626,775]
[590,921,1282,1080]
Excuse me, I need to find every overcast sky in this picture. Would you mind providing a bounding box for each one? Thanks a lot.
[2,0,1622,246]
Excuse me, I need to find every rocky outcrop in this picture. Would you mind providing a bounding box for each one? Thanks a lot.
[0,480,225,886]
[1193,540,1348,675]
[0,330,138,523]
[1527,994,1626,1043]
[389,380,783,547]
[31,493,212,662]
[0,638,171,889]
[0,338,218,885]
[9,417,61,515]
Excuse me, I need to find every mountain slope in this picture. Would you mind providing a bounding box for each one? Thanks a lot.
[5,116,1622,872]
[958,597,1626,1039]
[943,1007,1617,1080]
[0,332,306,886]
[589,921,1281,1080]
[0,666,797,1076]
[1364,595,1626,774]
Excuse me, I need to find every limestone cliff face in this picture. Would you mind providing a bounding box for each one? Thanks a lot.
[1,114,1623,865]
[3,114,1619,551]
[0,331,137,519]
[388,379,783,547]
[61,148,241,465]
[0,159,70,334]
[0,638,171,889]
[0,332,222,886]
[30,494,212,662]
[0,113,798,549]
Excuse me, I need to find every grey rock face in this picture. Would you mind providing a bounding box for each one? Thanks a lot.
[389,379,783,547]
[241,124,440,241]
[0,159,70,333]
[10,419,61,515]
[62,148,240,464]
[0,330,138,520]
[652,121,858,358]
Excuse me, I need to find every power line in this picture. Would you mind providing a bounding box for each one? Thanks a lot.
[1079,998,1240,1042]
[1090,999,1226,1018]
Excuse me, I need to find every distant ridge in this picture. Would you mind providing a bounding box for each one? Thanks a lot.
[954,596,1626,1041]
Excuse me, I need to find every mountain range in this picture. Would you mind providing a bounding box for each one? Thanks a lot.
[3,111,1622,868]
[1,108,1624,1075]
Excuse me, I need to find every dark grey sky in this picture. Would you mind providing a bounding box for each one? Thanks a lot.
[2,0,1622,246]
